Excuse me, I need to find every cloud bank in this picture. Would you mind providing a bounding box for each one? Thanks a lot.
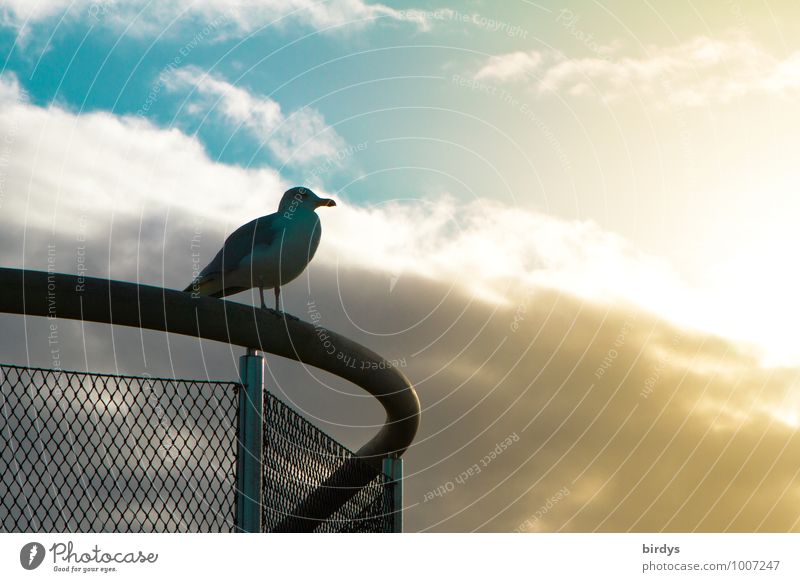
[474,36,800,107]
[0,0,420,35]
[167,67,347,166]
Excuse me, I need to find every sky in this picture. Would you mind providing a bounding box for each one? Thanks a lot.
[1,0,800,532]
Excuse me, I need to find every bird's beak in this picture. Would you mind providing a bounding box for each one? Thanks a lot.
[318,198,336,208]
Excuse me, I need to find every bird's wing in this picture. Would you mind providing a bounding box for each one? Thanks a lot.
[207,213,283,276]
[189,212,283,287]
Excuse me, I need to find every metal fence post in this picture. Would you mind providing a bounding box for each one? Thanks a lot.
[382,456,403,533]
[236,348,264,532]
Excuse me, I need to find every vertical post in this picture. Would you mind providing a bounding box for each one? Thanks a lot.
[236,348,264,532]
[382,456,403,533]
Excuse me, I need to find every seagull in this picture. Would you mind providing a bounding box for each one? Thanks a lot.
[184,186,336,312]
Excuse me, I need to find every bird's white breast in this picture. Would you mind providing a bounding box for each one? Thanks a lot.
[247,210,321,288]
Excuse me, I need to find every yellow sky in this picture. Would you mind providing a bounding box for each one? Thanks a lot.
[457,5,800,367]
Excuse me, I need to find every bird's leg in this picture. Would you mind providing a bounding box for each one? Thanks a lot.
[259,285,267,310]
[274,286,281,313]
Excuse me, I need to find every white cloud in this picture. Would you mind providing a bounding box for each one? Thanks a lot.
[326,192,800,366]
[0,0,419,34]
[475,50,542,82]
[320,194,687,315]
[0,72,285,240]
[0,71,25,102]
[167,67,346,166]
[222,0,409,31]
[0,0,70,25]
[475,36,800,107]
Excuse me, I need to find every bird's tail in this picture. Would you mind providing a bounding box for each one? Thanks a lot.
[183,275,244,299]
[183,276,213,295]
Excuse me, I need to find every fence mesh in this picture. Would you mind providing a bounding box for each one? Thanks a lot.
[0,364,238,532]
[263,392,394,533]
[0,363,396,533]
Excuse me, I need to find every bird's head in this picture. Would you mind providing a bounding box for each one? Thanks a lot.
[278,186,336,215]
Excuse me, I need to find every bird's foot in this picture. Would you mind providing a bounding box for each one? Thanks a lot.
[277,310,300,321]
[259,305,299,321]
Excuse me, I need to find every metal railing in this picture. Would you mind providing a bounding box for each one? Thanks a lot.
[0,268,419,532]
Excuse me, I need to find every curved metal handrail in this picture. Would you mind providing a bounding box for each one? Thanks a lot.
[0,267,420,464]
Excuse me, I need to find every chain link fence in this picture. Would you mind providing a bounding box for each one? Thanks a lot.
[263,392,394,533]
[0,364,238,532]
[0,363,396,532]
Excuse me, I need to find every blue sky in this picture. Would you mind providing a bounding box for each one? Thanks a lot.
[1,0,536,199]
[1,0,603,217]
